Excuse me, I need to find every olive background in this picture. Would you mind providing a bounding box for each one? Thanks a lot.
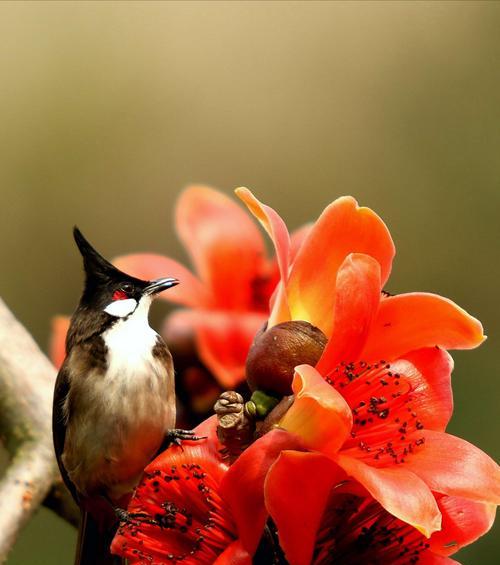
[0,2,498,563]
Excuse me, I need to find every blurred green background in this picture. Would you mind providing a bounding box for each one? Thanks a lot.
[1,1,498,563]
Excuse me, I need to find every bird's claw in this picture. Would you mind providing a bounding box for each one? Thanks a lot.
[114,507,132,523]
[115,508,155,526]
[160,429,207,451]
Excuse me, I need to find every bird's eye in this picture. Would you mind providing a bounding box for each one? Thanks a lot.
[112,290,128,301]
[112,283,133,301]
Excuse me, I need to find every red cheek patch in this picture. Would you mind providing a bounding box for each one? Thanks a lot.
[112,290,129,301]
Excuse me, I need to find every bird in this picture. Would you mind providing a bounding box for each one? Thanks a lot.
[52,227,188,564]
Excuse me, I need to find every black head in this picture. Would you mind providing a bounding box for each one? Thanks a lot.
[73,227,178,314]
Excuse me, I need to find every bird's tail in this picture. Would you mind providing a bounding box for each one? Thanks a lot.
[75,509,122,565]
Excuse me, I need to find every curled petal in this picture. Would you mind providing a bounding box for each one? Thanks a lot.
[403,430,500,505]
[265,451,345,565]
[392,348,454,432]
[50,316,70,369]
[317,253,381,374]
[113,253,211,308]
[264,223,313,306]
[279,365,352,456]
[361,293,485,362]
[235,187,291,325]
[430,495,496,556]
[176,186,266,309]
[220,429,305,555]
[286,196,395,335]
[335,454,442,537]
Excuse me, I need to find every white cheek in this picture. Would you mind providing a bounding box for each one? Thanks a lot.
[104,298,137,318]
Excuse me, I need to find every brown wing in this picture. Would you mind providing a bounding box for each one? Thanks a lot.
[52,359,79,504]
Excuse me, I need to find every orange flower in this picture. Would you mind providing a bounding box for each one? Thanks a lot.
[275,365,500,545]
[250,434,496,564]
[262,445,496,565]
[108,188,498,563]
[49,316,71,369]
[231,188,499,559]
[236,188,484,360]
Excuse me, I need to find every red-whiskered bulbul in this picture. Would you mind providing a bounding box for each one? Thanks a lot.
[52,228,189,564]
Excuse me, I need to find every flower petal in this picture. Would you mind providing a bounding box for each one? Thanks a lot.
[290,223,313,261]
[286,196,395,335]
[279,365,352,456]
[111,417,234,564]
[392,348,454,432]
[148,416,224,472]
[213,540,252,564]
[49,316,70,369]
[317,253,381,375]
[162,308,199,355]
[235,187,291,325]
[335,453,442,537]
[402,430,500,505]
[163,309,265,389]
[418,556,461,565]
[194,311,266,389]
[176,185,266,309]
[113,253,211,308]
[265,450,345,565]
[220,429,305,555]
[361,293,485,362]
[430,495,496,556]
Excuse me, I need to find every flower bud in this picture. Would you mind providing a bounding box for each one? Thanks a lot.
[245,320,327,395]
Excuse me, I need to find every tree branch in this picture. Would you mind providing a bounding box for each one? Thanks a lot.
[0,297,78,561]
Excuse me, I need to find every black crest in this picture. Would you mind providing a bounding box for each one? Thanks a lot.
[73,227,145,303]
[73,227,119,280]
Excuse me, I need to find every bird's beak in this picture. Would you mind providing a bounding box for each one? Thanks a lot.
[144,277,179,296]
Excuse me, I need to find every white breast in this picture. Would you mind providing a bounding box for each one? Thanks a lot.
[103,298,159,380]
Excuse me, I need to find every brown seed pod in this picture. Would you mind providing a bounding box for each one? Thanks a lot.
[214,391,256,463]
[245,320,327,395]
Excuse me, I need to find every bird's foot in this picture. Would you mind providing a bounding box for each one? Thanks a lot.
[114,507,156,526]
[114,507,131,523]
[161,429,207,451]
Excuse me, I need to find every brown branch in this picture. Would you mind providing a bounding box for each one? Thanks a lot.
[0,298,78,561]
[0,441,55,558]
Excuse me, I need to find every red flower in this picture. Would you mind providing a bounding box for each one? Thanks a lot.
[110,417,297,564]
[112,422,496,565]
